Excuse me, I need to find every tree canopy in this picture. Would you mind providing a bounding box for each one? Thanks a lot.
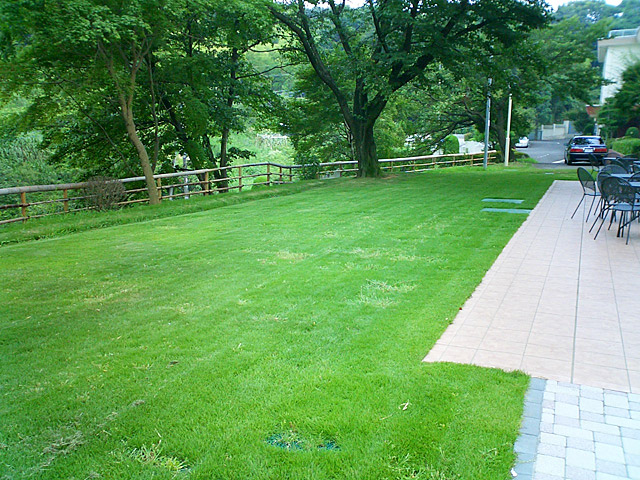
[269,0,549,176]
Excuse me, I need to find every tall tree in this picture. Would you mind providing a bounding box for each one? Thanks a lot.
[269,0,548,176]
[0,0,171,203]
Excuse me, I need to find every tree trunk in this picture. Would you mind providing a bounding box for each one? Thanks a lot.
[202,134,225,194]
[217,46,239,192]
[217,128,231,192]
[352,120,381,177]
[120,102,160,205]
[492,102,513,164]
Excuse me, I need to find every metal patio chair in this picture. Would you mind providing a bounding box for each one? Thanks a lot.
[594,177,640,244]
[572,167,599,220]
[588,154,601,172]
[600,164,628,175]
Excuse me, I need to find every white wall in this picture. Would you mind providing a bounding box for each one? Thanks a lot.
[599,32,640,103]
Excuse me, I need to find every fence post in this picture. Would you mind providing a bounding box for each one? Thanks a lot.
[156,178,163,201]
[238,166,243,192]
[279,166,283,183]
[63,189,69,213]
[267,164,271,185]
[20,191,27,220]
[288,166,293,182]
[204,171,210,195]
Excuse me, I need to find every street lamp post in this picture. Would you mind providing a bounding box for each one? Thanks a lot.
[482,78,492,170]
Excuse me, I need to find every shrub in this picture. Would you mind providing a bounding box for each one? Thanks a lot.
[612,137,640,157]
[443,135,460,154]
[625,127,639,138]
[296,154,321,180]
[83,176,126,211]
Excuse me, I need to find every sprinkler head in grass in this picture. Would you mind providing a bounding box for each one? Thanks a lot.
[266,431,339,452]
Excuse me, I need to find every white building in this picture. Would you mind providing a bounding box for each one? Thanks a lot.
[597,27,640,104]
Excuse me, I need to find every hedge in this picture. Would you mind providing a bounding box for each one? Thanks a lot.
[612,137,640,156]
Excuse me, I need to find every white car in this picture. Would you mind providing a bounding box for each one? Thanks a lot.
[515,137,529,148]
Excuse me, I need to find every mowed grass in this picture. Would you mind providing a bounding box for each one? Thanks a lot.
[1,168,555,479]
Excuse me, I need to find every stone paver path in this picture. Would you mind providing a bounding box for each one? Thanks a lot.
[423,180,640,393]
[514,379,640,480]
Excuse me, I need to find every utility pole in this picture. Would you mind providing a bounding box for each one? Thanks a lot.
[483,78,492,170]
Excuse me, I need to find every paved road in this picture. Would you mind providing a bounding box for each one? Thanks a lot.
[520,139,575,169]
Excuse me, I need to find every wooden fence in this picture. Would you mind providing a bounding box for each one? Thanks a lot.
[0,151,497,225]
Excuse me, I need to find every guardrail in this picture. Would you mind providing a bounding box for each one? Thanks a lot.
[0,151,497,225]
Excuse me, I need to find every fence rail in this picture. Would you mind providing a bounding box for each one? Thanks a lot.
[0,151,497,225]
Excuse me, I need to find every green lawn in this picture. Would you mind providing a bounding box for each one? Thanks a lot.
[0,168,559,479]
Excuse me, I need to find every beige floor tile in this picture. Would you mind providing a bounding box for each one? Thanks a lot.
[459,316,493,327]
[626,357,640,370]
[491,318,533,332]
[572,364,629,391]
[472,350,522,371]
[520,356,572,382]
[439,345,476,363]
[423,343,447,362]
[524,343,574,362]
[575,325,622,343]
[574,337,625,356]
[536,300,576,317]
[422,181,638,392]
[448,334,484,350]
[629,370,640,394]
[479,336,527,355]
[483,328,531,344]
[573,350,627,369]
[527,332,574,349]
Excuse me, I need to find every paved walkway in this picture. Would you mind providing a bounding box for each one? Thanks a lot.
[423,180,640,393]
[422,180,640,478]
[515,379,640,480]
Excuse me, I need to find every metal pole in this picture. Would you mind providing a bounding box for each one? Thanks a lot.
[504,93,513,167]
[483,78,492,170]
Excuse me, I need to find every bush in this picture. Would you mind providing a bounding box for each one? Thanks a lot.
[612,137,640,157]
[83,176,126,211]
[625,127,639,138]
[443,135,460,154]
[296,154,321,180]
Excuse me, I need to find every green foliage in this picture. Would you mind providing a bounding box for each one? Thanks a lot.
[568,108,597,135]
[443,135,460,155]
[612,137,640,156]
[626,127,640,138]
[0,134,64,188]
[295,154,322,180]
[0,0,279,185]
[555,0,640,29]
[250,175,270,189]
[531,17,607,126]
[600,62,640,137]
[0,134,79,220]
[271,0,548,175]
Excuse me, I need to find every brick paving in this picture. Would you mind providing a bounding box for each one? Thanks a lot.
[514,379,640,480]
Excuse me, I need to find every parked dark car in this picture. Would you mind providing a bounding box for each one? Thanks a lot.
[564,136,608,165]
